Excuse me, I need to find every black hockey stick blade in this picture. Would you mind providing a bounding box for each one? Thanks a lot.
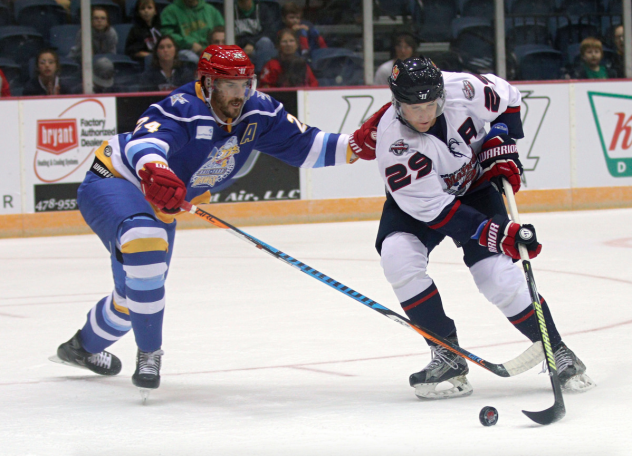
[522,376,566,425]
[182,201,544,378]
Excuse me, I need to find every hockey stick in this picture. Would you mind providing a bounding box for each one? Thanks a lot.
[181,201,543,378]
[502,179,566,425]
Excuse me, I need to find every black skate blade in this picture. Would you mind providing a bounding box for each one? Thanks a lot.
[522,402,566,425]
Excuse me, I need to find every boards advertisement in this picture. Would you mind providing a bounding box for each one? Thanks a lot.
[576,81,632,187]
[0,100,22,214]
[21,96,117,213]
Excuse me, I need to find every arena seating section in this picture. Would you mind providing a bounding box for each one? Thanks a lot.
[0,0,625,95]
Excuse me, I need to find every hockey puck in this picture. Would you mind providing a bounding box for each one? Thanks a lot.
[479,406,499,426]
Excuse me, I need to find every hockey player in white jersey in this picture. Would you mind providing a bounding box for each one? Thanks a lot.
[364,57,594,399]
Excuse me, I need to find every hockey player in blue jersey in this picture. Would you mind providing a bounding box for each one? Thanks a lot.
[51,45,375,396]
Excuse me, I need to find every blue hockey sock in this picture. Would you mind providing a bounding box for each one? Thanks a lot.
[80,295,132,353]
[508,295,562,348]
[119,217,169,352]
[401,282,456,346]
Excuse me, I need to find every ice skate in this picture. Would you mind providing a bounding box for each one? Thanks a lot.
[554,342,595,392]
[49,330,122,376]
[132,348,164,403]
[409,339,473,400]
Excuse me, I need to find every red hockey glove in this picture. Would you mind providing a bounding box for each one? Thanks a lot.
[348,102,391,160]
[478,215,542,260]
[138,162,187,214]
[477,123,523,194]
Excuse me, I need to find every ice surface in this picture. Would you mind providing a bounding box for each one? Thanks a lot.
[1,208,631,455]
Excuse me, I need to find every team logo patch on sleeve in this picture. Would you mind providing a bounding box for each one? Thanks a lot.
[389,139,409,156]
[462,80,475,100]
[170,94,188,106]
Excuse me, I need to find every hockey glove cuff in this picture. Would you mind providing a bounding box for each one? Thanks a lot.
[477,123,523,194]
[349,102,391,160]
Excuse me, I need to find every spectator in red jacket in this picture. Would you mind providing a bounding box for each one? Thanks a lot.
[281,1,326,59]
[0,68,10,97]
[259,28,318,88]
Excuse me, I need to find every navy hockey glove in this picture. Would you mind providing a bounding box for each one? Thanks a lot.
[477,123,523,194]
[476,215,542,260]
[139,162,187,214]
[349,102,391,161]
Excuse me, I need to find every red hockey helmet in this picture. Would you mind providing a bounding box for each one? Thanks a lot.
[198,44,255,80]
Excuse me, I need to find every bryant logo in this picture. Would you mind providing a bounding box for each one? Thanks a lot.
[389,139,409,156]
[391,65,400,80]
[37,119,78,155]
[462,80,475,100]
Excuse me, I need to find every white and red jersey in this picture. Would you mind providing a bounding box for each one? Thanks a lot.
[376,72,523,242]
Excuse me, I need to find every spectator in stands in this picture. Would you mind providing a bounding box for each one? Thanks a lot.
[612,25,625,78]
[68,7,118,61]
[93,56,116,93]
[0,68,10,97]
[23,49,73,96]
[281,1,327,59]
[140,35,194,92]
[207,25,226,46]
[160,0,224,62]
[374,33,417,85]
[126,0,162,62]
[235,0,283,71]
[571,37,616,80]
[259,28,318,88]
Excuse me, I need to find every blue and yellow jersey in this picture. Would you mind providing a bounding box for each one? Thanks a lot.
[96,82,352,207]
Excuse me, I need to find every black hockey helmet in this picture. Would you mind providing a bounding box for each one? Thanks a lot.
[388,56,445,108]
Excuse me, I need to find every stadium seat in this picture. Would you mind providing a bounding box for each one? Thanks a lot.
[14,0,67,41]
[413,0,459,42]
[0,26,45,65]
[506,17,551,50]
[509,0,553,15]
[513,44,563,80]
[112,23,132,55]
[558,0,603,16]
[0,57,23,93]
[461,0,494,19]
[310,47,364,86]
[450,17,495,73]
[70,0,122,25]
[0,3,11,26]
[50,24,80,56]
[376,0,411,17]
